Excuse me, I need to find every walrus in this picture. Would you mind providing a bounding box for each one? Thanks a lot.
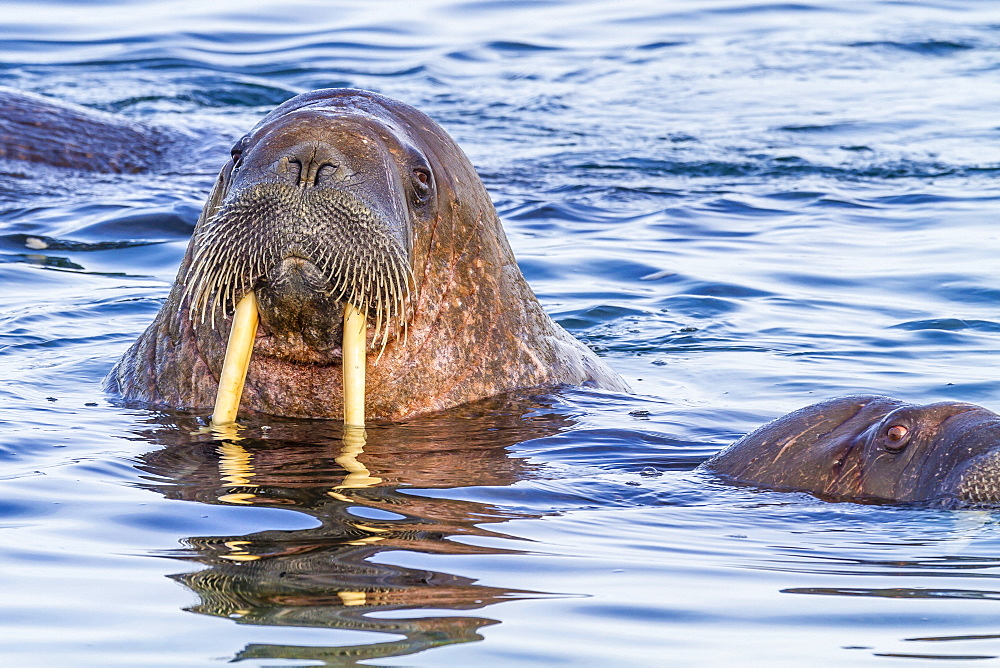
[105,88,628,420]
[0,86,168,173]
[702,395,1000,505]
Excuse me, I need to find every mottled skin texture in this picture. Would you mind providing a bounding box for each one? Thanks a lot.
[703,395,1000,504]
[0,86,167,173]
[106,89,628,419]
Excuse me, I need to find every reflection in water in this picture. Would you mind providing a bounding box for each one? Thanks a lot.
[134,393,573,664]
[1,252,84,270]
[784,587,1000,601]
[783,574,1000,660]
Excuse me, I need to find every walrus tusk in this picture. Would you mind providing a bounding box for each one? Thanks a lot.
[342,302,367,427]
[211,291,259,426]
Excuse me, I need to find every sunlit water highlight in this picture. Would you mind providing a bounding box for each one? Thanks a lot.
[2,1,1000,665]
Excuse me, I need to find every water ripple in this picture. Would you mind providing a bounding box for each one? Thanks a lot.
[4,0,1000,665]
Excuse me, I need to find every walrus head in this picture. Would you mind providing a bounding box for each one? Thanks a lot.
[703,395,1000,504]
[182,97,423,363]
[107,89,627,420]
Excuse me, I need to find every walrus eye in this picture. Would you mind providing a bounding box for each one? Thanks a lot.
[230,136,248,169]
[411,167,432,204]
[884,424,910,452]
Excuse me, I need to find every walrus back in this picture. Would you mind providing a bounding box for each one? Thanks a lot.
[0,87,167,173]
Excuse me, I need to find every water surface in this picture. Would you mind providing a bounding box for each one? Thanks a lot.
[3,1,1000,665]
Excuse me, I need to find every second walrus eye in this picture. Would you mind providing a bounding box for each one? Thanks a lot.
[883,424,910,452]
[411,167,432,204]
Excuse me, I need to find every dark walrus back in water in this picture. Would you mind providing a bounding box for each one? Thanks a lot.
[0,86,168,173]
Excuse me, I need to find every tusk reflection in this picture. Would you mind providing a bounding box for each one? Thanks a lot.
[332,425,382,492]
[216,440,258,505]
[133,391,573,664]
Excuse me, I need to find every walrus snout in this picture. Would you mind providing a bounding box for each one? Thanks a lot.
[253,257,346,363]
[181,181,412,346]
[178,108,417,345]
[931,408,1000,503]
[957,450,1000,503]
[230,110,411,236]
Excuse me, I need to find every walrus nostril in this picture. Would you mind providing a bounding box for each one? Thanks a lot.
[275,141,348,188]
[280,159,341,186]
[299,159,342,187]
[276,156,302,184]
[315,162,339,184]
[281,156,339,188]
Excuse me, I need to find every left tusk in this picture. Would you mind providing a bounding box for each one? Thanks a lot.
[211,291,259,426]
[342,302,367,427]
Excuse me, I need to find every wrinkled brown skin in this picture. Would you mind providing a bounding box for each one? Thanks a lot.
[703,395,1000,505]
[0,86,167,173]
[106,88,628,420]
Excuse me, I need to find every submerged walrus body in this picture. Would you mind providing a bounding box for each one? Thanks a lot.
[104,88,627,420]
[703,395,1000,505]
[0,86,168,173]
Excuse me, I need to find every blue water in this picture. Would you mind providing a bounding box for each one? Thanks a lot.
[3,0,1000,664]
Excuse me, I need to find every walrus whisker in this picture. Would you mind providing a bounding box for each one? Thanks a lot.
[221,268,235,323]
[379,274,396,357]
[393,271,404,320]
[327,249,344,292]
[209,291,220,331]
[198,277,220,325]
[185,247,210,290]
[177,182,413,381]
[348,256,361,310]
[203,261,232,329]
[365,266,377,339]
[374,297,391,364]
[227,257,249,314]
[190,267,213,324]
[182,247,213,316]
[187,233,235,324]
[371,304,381,347]
[383,262,401,351]
[325,247,346,293]
[362,259,372,306]
[391,248,413,348]
[212,259,239,324]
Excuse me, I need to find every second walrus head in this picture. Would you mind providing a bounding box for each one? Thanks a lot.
[107,89,628,420]
[702,395,1000,505]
